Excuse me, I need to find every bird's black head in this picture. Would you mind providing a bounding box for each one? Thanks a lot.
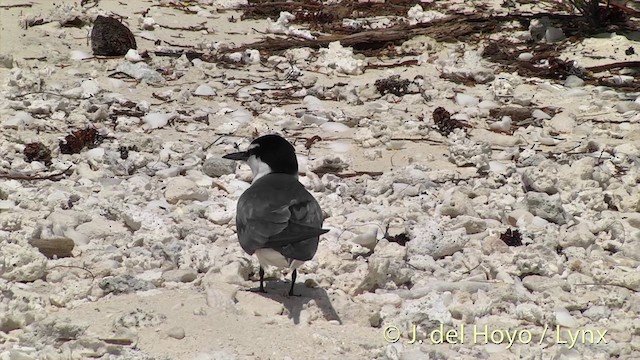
[223,134,298,179]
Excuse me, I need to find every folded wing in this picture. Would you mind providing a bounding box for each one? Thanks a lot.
[236,176,326,261]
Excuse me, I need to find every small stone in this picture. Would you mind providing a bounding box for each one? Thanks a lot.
[116,62,164,84]
[582,306,611,321]
[167,326,186,340]
[455,93,479,107]
[407,226,468,260]
[616,101,640,113]
[524,192,567,225]
[91,16,137,56]
[220,261,251,284]
[0,243,47,282]
[194,84,216,96]
[518,52,533,61]
[564,75,585,88]
[235,291,284,316]
[29,237,75,259]
[522,275,569,292]
[162,269,198,283]
[531,109,551,120]
[521,161,558,194]
[203,158,236,178]
[164,177,209,204]
[555,307,579,328]
[545,27,565,42]
[437,191,478,218]
[505,209,535,227]
[454,216,486,234]
[548,112,576,133]
[351,227,378,250]
[0,53,13,68]
[559,223,596,249]
[98,275,156,295]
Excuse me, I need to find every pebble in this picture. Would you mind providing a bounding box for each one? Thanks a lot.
[455,93,479,107]
[406,225,468,259]
[202,158,236,177]
[0,243,47,282]
[162,269,198,283]
[524,192,567,225]
[531,109,551,119]
[143,112,174,130]
[167,327,186,340]
[555,307,580,328]
[564,75,585,88]
[194,84,216,96]
[548,112,576,133]
[517,52,533,61]
[98,275,156,295]
[350,226,378,250]
[545,27,565,42]
[164,177,209,204]
[0,53,13,68]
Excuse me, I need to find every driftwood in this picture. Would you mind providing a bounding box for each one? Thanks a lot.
[587,61,640,72]
[222,14,512,54]
[0,165,72,181]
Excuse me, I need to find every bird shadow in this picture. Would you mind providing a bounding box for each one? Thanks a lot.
[246,281,342,325]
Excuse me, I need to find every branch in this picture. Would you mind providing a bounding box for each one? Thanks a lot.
[586,61,640,73]
[0,165,72,181]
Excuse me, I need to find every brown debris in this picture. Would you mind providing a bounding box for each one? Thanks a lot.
[489,107,533,123]
[374,75,411,97]
[0,3,33,8]
[365,59,419,69]
[91,16,137,56]
[23,142,52,165]
[0,165,73,181]
[500,228,523,247]
[385,232,409,246]
[59,127,104,155]
[224,14,505,54]
[305,135,322,150]
[433,106,469,136]
[586,61,640,73]
[118,145,138,160]
[61,16,86,28]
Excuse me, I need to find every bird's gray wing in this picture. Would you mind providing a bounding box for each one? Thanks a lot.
[236,194,291,254]
[235,179,325,258]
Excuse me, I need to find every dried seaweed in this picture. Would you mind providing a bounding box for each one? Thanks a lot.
[59,128,104,155]
[23,142,52,165]
[500,228,523,247]
[118,145,138,160]
[385,232,409,246]
[383,223,409,246]
[433,107,468,136]
[374,75,411,97]
[305,135,322,150]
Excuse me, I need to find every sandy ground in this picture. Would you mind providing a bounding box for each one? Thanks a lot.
[2,0,640,359]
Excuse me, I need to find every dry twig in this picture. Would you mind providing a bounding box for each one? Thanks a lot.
[0,165,72,181]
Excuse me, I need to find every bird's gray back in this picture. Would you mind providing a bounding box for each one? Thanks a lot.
[235,174,324,261]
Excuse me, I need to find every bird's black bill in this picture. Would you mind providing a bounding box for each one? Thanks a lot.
[222,151,249,161]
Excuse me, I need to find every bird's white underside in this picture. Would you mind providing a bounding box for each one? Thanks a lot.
[255,248,304,269]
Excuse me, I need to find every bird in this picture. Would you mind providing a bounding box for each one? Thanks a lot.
[222,134,329,296]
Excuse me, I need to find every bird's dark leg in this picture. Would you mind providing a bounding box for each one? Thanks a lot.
[288,269,300,296]
[259,266,266,293]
